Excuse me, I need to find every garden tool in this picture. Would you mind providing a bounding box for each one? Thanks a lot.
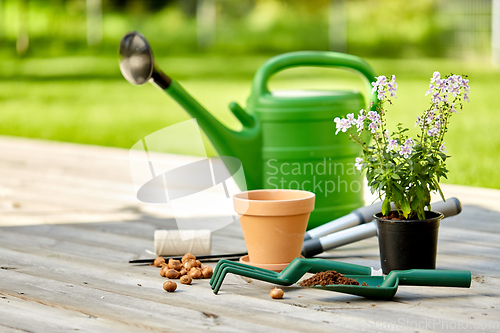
[129,252,247,265]
[211,258,470,299]
[308,269,471,300]
[304,197,462,240]
[302,197,462,257]
[210,258,382,294]
[119,31,379,229]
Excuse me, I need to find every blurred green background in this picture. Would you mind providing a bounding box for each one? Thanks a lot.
[0,0,498,189]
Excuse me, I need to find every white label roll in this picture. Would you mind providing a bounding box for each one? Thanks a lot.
[154,229,212,256]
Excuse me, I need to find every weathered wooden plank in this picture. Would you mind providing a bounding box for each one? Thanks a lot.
[2,228,498,312]
[5,223,154,253]
[0,268,367,332]
[0,228,138,263]
[0,221,247,259]
[0,271,283,333]
[440,207,500,234]
[439,226,500,249]
[0,294,156,333]
[1,246,498,333]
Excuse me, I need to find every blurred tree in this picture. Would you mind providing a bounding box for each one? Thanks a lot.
[16,0,29,55]
[177,0,197,17]
[329,0,346,52]
[196,0,216,49]
[106,0,175,12]
[493,0,500,65]
[0,0,4,40]
[87,0,103,46]
[0,0,492,58]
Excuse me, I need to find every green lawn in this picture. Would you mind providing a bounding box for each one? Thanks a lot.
[0,55,498,189]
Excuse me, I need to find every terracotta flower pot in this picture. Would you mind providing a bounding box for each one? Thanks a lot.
[233,190,315,265]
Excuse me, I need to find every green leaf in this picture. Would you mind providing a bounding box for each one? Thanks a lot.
[411,196,421,211]
[392,186,403,201]
[401,198,411,219]
[433,178,446,202]
[382,196,391,216]
[416,185,424,198]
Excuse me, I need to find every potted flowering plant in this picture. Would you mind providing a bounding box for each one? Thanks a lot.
[334,72,470,273]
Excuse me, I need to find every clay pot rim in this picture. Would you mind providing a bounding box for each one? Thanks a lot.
[234,189,315,202]
[234,189,315,216]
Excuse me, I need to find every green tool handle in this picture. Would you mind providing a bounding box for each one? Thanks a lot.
[394,269,471,288]
[252,51,378,110]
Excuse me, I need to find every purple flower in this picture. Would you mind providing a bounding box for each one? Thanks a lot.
[346,113,355,124]
[436,78,447,91]
[447,75,461,98]
[431,91,442,104]
[399,144,413,159]
[371,75,397,101]
[334,117,351,135]
[439,143,447,153]
[461,78,470,102]
[425,84,435,96]
[427,127,439,137]
[354,157,364,171]
[371,76,387,93]
[368,121,379,133]
[426,110,435,123]
[387,75,398,97]
[377,91,387,100]
[449,103,458,113]
[355,115,366,132]
[431,71,441,83]
[386,139,398,152]
[367,111,380,122]
[415,116,423,128]
[426,72,441,96]
[434,120,441,130]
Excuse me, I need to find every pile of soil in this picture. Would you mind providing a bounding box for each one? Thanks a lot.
[299,270,360,287]
[381,211,405,220]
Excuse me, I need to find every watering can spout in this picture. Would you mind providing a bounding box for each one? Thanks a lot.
[119,31,262,190]
[163,80,263,190]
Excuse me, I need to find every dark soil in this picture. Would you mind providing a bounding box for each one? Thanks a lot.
[381,211,405,220]
[299,270,360,287]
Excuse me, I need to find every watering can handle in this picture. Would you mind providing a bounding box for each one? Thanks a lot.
[252,51,379,109]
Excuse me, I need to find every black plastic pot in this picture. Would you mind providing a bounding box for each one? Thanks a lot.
[374,211,444,274]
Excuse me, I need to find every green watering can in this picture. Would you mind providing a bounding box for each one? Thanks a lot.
[119,32,378,229]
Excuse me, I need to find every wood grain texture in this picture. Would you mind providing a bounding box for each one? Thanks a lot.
[0,135,499,332]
